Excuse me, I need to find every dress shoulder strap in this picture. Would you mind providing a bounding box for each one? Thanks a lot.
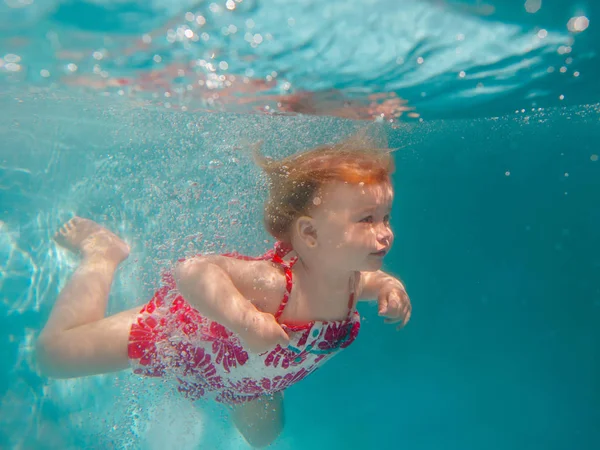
[270,242,297,322]
[346,272,360,319]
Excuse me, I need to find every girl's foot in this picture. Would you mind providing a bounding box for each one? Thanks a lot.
[54,216,130,264]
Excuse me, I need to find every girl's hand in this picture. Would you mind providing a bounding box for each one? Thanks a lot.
[238,311,290,354]
[378,281,411,330]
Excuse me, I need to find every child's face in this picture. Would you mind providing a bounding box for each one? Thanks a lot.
[311,180,394,272]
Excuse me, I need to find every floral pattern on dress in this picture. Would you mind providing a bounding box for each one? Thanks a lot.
[175,342,223,387]
[263,344,311,369]
[259,368,312,392]
[199,322,250,373]
[128,245,362,405]
[317,312,361,352]
[128,291,170,376]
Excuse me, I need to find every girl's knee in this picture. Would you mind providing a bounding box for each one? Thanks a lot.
[239,425,282,448]
[232,393,284,448]
[35,335,59,378]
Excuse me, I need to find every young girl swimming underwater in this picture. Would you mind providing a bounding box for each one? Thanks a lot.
[36,135,411,448]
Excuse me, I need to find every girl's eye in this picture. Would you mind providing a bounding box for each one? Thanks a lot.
[360,216,374,223]
[384,214,391,223]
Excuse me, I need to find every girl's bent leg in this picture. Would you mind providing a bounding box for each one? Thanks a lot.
[37,307,140,378]
[231,392,284,448]
[37,217,136,378]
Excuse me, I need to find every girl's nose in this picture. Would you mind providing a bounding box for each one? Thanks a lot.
[377,225,393,245]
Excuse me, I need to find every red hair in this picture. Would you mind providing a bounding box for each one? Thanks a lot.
[254,133,395,242]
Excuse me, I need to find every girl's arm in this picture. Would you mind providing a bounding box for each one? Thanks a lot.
[357,270,411,329]
[174,256,287,343]
[357,270,404,301]
[175,258,260,333]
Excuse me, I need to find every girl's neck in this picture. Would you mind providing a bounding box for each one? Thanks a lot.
[292,254,357,303]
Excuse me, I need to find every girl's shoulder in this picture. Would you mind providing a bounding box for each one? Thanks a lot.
[193,253,288,315]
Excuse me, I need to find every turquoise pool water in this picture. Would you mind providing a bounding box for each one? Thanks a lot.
[1,1,599,449]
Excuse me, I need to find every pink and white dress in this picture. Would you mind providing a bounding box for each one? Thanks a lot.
[127,243,361,405]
